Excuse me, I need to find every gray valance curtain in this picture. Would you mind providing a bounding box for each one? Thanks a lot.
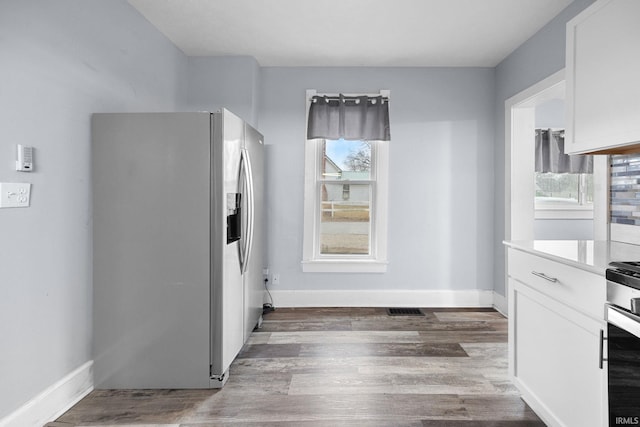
[535,129,593,174]
[307,94,391,141]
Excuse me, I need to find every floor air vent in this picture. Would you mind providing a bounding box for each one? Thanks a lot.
[386,308,424,316]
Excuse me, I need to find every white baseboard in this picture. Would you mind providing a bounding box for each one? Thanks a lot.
[492,291,508,317]
[0,361,93,427]
[268,289,495,308]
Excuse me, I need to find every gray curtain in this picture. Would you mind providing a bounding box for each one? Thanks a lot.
[307,94,391,141]
[534,129,592,174]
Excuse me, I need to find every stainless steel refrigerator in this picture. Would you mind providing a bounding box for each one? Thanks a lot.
[92,109,264,388]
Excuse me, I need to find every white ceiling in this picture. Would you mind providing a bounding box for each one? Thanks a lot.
[127,0,573,67]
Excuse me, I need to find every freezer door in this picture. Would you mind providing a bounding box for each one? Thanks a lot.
[92,113,212,388]
[210,109,246,380]
[243,122,265,340]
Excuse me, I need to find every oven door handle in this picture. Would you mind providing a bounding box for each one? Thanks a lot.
[599,329,606,369]
[606,304,640,339]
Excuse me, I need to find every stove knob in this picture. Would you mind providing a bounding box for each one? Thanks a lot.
[631,298,640,315]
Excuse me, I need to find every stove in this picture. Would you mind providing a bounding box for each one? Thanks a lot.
[606,262,640,314]
[605,262,640,426]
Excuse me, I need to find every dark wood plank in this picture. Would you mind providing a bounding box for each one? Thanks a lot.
[351,319,498,332]
[237,343,301,358]
[178,393,469,424]
[298,342,469,358]
[258,320,353,332]
[55,389,218,425]
[422,421,546,426]
[181,422,425,427]
[262,307,385,321]
[418,331,508,344]
[459,395,546,422]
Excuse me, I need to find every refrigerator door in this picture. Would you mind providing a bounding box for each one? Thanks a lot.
[92,113,212,388]
[210,109,246,381]
[243,122,265,340]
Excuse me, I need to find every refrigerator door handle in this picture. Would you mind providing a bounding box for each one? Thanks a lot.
[239,148,255,275]
[238,150,247,272]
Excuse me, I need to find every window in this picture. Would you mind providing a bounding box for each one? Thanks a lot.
[535,172,593,207]
[534,128,593,219]
[302,90,389,273]
[534,172,593,218]
[342,184,350,201]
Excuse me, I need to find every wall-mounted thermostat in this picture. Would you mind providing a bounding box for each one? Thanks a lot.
[16,144,34,172]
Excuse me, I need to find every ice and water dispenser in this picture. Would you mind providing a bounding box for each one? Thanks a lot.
[226,193,241,244]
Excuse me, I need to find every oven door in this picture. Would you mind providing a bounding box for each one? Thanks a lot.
[606,304,640,426]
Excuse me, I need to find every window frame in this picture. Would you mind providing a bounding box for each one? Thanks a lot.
[302,89,389,273]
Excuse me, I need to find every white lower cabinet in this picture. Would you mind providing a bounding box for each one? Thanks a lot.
[508,248,606,427]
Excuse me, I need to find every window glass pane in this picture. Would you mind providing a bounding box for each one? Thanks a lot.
[320,183,370,255]
[322,139,371,180]
[535,172,594,206]
[536,173,579,205]
[535,173,593,205]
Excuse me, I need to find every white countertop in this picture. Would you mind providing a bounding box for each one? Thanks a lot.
[503,240,640,275]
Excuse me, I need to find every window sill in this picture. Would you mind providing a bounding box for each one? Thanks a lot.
[535,207,594,220]
[301,259,388,273]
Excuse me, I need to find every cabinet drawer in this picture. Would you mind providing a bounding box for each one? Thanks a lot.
[508,248,605,319]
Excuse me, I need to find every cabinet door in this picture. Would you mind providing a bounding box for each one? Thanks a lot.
[566,0,640,154]
[510,279,606,426]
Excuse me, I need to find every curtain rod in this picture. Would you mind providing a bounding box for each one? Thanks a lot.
[536,128,565,134]
[307,90,390,102]
[310,95,390,104]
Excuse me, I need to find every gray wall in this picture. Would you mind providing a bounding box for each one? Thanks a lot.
[535,98,565,129]
[187,56,261,127]
[493,0,596,296]
[0,0,188,419]
[259,67,495,292]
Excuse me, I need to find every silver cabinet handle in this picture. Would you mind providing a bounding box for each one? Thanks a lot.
[599,329,607,370]
[531,271,558,283]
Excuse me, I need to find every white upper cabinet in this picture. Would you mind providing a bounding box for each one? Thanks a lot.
[565,0,640,154]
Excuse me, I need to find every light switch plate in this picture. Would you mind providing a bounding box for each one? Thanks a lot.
[0,182,31,208]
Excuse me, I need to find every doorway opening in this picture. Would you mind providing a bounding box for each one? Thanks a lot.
[505,70,606,243]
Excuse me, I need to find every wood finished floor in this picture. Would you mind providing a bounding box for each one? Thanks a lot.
[50,307,546,427]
